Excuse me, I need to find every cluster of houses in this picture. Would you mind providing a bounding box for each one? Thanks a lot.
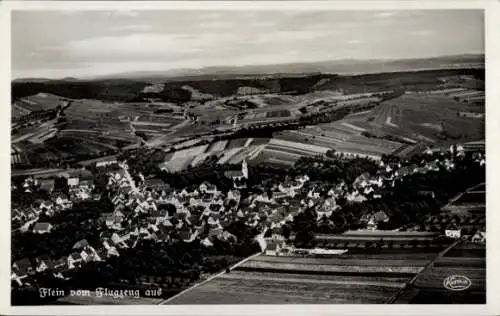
[11,177,242,289]
[12,159,256,288]
[11,236,127,288]
[255,144,487,254]
[11,143,486,287]
[12,175,99,233]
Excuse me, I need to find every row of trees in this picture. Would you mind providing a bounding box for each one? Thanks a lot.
[292,156,379,185]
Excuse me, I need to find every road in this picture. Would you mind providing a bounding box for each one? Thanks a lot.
[119,162,138,193]
[11,168,79,178]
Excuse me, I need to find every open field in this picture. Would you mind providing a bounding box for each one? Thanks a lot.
[225,138,249,150]
[250,148,304,167]
[220,271,411,285]
[414,263,485,291]
[168,277,401,304]
[271,120,404,159]
[206,140,228,153]
[392,241,486,304]
[252,255,432,268]
[15,93,67,112]
[167,250,441,304]
[357,94,484,146]
[11,66,484,170]
[238,259,424,274]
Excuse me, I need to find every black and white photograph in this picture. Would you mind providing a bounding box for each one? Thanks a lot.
[3,0,496,312]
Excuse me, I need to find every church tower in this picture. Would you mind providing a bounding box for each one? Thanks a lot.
[242,160,248,179]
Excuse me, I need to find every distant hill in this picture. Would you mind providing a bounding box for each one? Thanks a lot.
[86,54,484,82]
[11,54,485,102]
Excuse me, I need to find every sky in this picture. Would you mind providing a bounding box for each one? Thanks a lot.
[11,10,484,79]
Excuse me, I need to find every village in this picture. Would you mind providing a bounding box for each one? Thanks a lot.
[11,140,486,298]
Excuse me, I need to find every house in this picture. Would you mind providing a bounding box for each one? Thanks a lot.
[273,191,289,201]
[445,225,462,239]
[67,177,80,187]
[207,216,219,228]
[79,179,95,189]
[426,161,440,172]
[13,258,34,276]
[219,230,237,242]
[96,159,118,168]
[346,190,367,203]
[296,174,310,184]
[11,209,22,222]
[67,252,83,269]
[11,267,29,287]
[367,211,390,230]
[199,182,218,195]
[143,178,168,191]
[72,239,90,250]
[353,173,371,188]
[80,247,100,262]
[265,240,285,256]
[363,186,374,195]
[101,239,120,257]
[162,218,174,228]
[32,222,53,234]
[55,193,69,204]
[55,194,73,209]
[269,227,285,241]
[21,208,37,221]
[12,258,35,285]
[135,202,149,214]
[202,237,214,247]
[114,204,127,217]
[106,214,123,229]
[39,200,55,211]
[35,255,54,273]
[112,193,127,206]
[112,231,131,248]
[471,231,486,244]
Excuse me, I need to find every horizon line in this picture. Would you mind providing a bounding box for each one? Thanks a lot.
[12,52,485,82]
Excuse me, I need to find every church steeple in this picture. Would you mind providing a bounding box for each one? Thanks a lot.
[242,160,248,179]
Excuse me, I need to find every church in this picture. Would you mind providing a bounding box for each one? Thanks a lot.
[224,160,248,188]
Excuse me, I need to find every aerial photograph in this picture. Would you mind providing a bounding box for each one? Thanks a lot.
[10,9,485,305]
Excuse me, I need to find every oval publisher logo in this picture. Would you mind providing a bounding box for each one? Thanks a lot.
[443,275,472,291]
